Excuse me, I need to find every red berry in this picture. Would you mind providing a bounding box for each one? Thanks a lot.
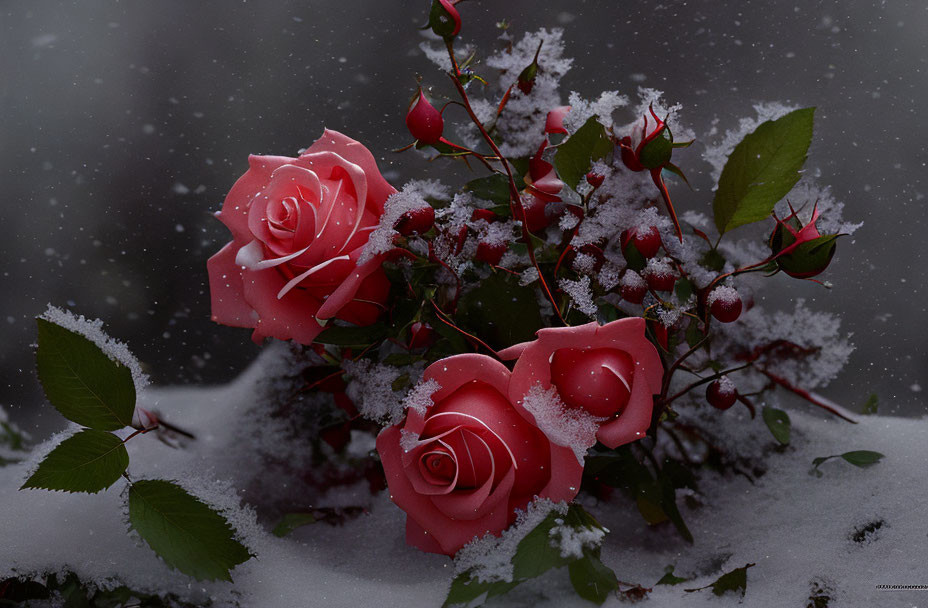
[708,286,743,324]
[408,321,435,350]
[621,226,662,259]
[706,377,738,410]
[643,261,677,292]
[406,89,444,145]
[471,209,498,223]
[620,271,647,304]
[586,172,605,188]
[476,240,507,265]
[394,205,435,236]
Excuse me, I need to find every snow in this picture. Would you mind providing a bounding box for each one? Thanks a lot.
[40,305,149,392]
[453,498,569,583]
[549,518,606,560]
[558,275,598,318]
[702,102,798,183]
[1,346,926,607]
[342,358,426,426]
[402,377,441,416]
[358,179,449,265]
[707,285,740,307]
[519,384,602,464]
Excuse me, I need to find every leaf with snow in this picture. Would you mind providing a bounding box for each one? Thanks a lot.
[36,318,136,431]
[128,480,251,582]
[685,563,755,597]
[21,429,128,493]
[812,450,884,475]
[568,548,619,604]
[712,107,814,235]
[762,406,791,445]
[554,117,613,190]
[656,565,689,586]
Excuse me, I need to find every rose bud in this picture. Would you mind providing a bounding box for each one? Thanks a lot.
[394,204,435,236]
[428,0,461,40]
[707,285,743,323]
[407,321,435,350]
[516,40,544,95]
[406,89,444,145]
[619,270,648,304]
[706,376,738,410]
[476,240,507,265]
[586,172,605,189]
[769,203,842,279]
[618,105,693,241]
[642,258,677,293]
[470,208,498,223]
[621,226,662,262]
[131,407,158,430]
[501,318,664,449]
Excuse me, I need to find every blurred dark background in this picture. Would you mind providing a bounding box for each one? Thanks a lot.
[2,0,926,435]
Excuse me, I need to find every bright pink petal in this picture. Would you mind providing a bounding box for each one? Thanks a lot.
[240,265,325,345]
[217,155,293,243]
[207,242,254,328]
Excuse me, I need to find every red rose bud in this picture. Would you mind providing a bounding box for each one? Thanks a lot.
[586,172,605,188]
[706,376,738,410]
[769,203,841,279]
[408,321,435,350]
[619,271,648,304]
[649,320,669,350]
[643,259,677,293]
[471,208,498,223]
[428,0,461,39]
[621,226,662,259]
[394,204,435,236]
[708,285,743,323]
[476,240,507,265]
[406,89,444,145]
[516,40,544,95]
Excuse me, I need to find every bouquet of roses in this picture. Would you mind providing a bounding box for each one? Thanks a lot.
[12,1,870,605]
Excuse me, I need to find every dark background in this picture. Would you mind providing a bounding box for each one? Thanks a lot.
[2,0,926,435]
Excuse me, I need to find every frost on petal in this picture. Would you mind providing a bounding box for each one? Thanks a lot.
[520,384,602,464]
[402,378,441,416]
[453,498,568,583]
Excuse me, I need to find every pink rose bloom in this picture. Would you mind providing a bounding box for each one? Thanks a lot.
[501,318,664,449]
[207,130,395,344]
[377,354,583,556]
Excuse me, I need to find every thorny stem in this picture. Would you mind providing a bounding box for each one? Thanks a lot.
[122,425,158,444]
[430,298,501,358]
[444,42,567,325]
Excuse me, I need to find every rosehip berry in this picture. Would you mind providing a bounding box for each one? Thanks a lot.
[706,377,738,410]
[586,172,605,188]
[394,205,435,236]
[406,89,444,145]
[619,271,647,304]
[476,240,507,265]
[408,321,435,350]
[643,260,677,293]
[621,226,662,259]
[471,208,498,223]
[708,286,743,324]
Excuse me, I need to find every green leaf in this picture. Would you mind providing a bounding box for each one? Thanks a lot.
[840,450,884,468]
[861,393,878,415]
[272,513,318,537]
[21,429,128,493]
[35,318,136,431]
[458,272,545,350]
[568,550,619,604]
[674,278,694,303]
[554,117,614,190]
[443,575,518,608]
[686,563,755,597]
[656,565,689,586]
[712,107,815,235]
[465,174,512,204]
[762,406,791,445]
[128,480,251,581]
[511,511,569,580]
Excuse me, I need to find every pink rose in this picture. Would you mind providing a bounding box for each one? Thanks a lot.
[377,354,583,556]
[501,318,664,449]
[208,130,396,344]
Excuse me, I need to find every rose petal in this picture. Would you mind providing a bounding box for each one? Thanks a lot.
[241,264,325,345]
[217,155,293,243]
[206,242,254,328]
[544,105,571,135]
